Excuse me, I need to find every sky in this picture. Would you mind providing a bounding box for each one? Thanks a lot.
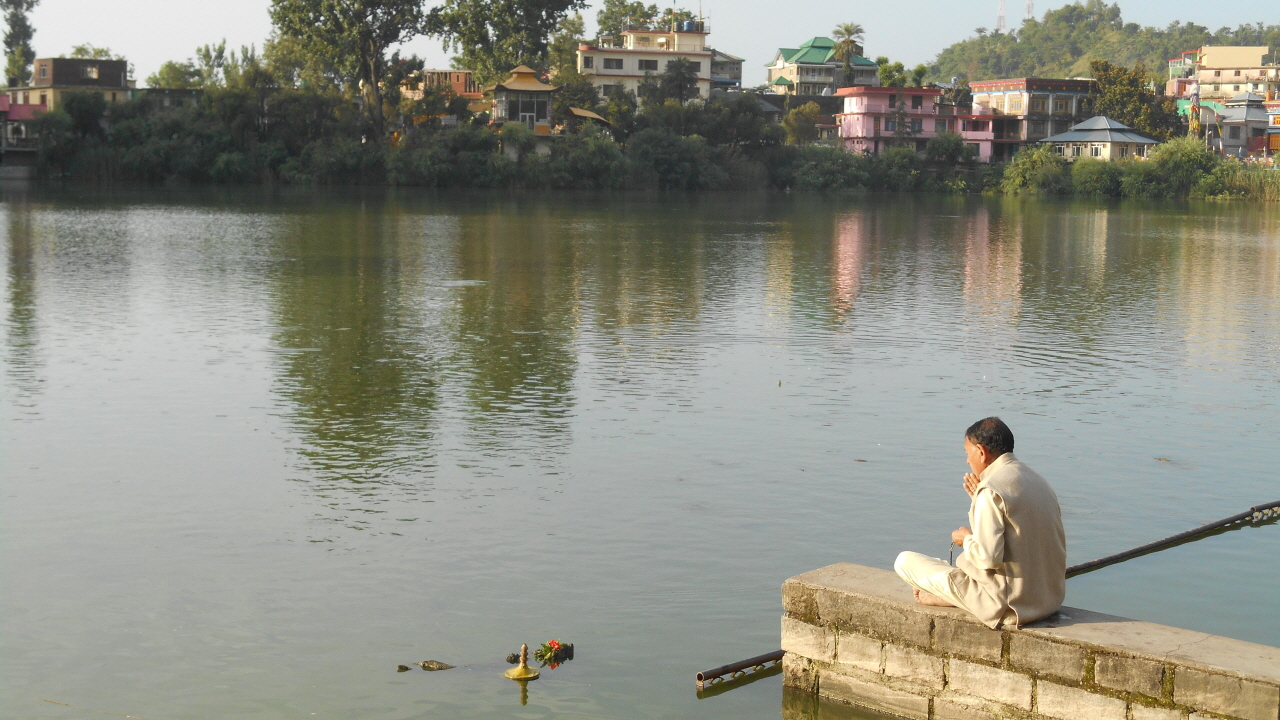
[28,0,1280,87]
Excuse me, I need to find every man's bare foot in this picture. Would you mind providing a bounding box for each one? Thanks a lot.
[913,588,956,607]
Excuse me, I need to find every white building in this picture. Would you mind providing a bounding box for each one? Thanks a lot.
[576,21,714,99]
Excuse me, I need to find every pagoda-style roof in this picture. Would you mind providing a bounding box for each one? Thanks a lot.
[771,37,875,67]
[1225,92,1265,106]
[1039,116,1157,144]
[491,66,558,93]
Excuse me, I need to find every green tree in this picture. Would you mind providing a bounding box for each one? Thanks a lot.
[875,56,907,88]
[602,88,637,141]
[909,64,927,87]
[832,22,865,88]
[1001,144,1070,195]
[1089,59,1182,141]
[782,101,820,145]
[548,12,584,77]
[69,43,121,59]
[271,0,426,136]
[659,57,698,104]
[61,90,107,136]
[941,78,972,106]
[2,0,37,84]
[146,60,200,88]
[426,0,587,86]
[925,132,976,164]
[551,69,599,127]
[596,0,657,37]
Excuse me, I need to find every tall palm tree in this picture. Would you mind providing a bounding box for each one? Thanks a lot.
[832,23,866,88]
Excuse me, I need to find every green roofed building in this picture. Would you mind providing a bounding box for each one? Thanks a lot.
[766,37,878,96]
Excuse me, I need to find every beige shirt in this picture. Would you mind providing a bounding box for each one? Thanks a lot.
[954,453,1066,628]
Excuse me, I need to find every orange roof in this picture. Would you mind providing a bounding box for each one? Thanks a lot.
[492,66,559,93]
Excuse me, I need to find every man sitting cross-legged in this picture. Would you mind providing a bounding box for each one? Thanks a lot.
[894,417,1066,629]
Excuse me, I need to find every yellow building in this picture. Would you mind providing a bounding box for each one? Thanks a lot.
[8,58,132,112]
[576,21,713,99]
[490,66,559,135]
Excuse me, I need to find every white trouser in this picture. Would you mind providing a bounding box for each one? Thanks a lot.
[894,551,970,611]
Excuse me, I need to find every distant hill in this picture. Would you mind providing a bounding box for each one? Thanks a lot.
[928,0,1280,82]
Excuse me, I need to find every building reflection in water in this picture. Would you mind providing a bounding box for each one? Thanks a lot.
[830,212,869,322]
[782,686,899,720]
[764,229,794,325]
[962,205,1022,339]
[3,199,43,408]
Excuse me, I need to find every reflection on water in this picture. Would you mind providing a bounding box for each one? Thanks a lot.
[2,190,1279,720]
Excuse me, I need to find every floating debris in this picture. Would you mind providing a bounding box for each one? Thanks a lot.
[505,653,520,664]
[418,660,455,671]
[397,665,411,673]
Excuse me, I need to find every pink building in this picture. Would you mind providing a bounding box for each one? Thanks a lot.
[835,85,1002,161]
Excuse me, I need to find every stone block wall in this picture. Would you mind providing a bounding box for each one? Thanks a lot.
[782,563,1280,720]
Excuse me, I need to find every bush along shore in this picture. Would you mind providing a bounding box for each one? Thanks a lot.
[30,88,1279,200]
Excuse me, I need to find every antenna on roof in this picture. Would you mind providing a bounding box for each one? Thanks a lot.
[1025,0,1034,19]
[996,0,1006,32]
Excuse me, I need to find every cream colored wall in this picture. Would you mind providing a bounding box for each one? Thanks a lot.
[1200,46,1268,69]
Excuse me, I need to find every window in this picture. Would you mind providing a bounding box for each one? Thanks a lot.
[688,62,701,72]
[39,64,47,79]
[1054,99,1068,112]
[1118,145,1128,158]
[582,56,594,69]
[1072,144,1082,157]
[1213,84,1219,91]
[1030,99,1046,113]
[884,118,896,131]
[1233,85,1240,91]
[1228,126,1240,139]
[83,65,99,79]
[39,92,46,105]
[909,119,923,132]
[111,92,116,102]
[638,59,658,71]
[1234,70,1241,76]
[911,95,922,109]
[935,119,948,133]
[874,117,880,132]
[1053,144,1064,155]
[1214,70,1221,77]
[603,58,623,70]
[1135,145,1146,158]
[1251,128,1264,138]
[601,84,624,97]
[1009,98,1022,112]
[1090,143,1102,157]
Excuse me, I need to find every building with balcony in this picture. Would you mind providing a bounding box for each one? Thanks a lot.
[710,49,743,91]
[835,85,950,154]
[1213,92,1271,157]
[402,70,483,101]
[8,58,132,112]
[767,37,878,96]
[575,21,717,99]
[1167,46,1279,103]
[1039,116,1157,161]
[1266,94,1280,157]
[968,77,1096,161]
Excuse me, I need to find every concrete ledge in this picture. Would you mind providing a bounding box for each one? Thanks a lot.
[782,563,1280,720]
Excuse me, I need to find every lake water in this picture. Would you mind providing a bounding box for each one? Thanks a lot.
[2,188,1278,720]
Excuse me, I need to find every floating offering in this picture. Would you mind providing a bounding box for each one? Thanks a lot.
[533,639,574,668]
[417,660,455,671]
[397,665,411,672]
[504,644,539,681]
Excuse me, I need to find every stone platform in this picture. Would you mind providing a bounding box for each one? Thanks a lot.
[782,563,1280,720]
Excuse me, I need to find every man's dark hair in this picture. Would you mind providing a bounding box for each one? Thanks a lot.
[965,417,1014,457]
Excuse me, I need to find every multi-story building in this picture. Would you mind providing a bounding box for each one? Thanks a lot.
[490,66,559,135]
[1211,92,1271,157]
[967,78,1096,161]
[767,37,878,96]
[709,49,743,91]
[1167,46,1279,103]
[1266,93,1280,157]
[835,85,951,154]
[8,57,131,111]
[576,21,717,99]
[403,70,483,102]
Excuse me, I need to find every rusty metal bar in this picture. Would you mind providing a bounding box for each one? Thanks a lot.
[695,649,785,689]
